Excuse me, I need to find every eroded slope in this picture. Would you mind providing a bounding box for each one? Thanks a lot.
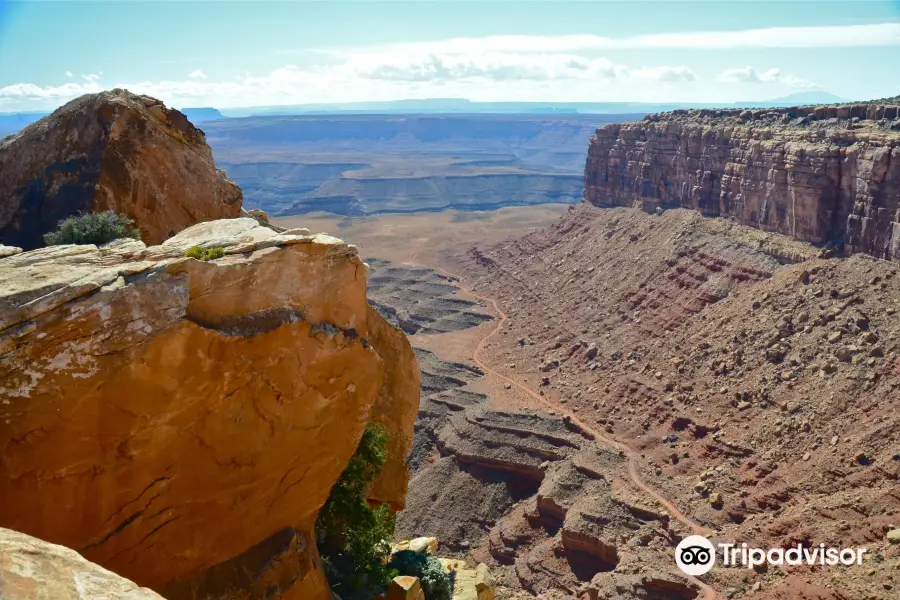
[454,203,899,599]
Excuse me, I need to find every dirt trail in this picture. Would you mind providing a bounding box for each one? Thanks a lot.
[426,264,718,600]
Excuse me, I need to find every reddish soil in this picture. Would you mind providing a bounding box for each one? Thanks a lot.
[281,203,899,599]
[438,203,899,599]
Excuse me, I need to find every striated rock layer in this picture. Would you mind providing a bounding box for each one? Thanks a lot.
[584,104,900,260]
[0,90,242,250]
[0,218,418,600]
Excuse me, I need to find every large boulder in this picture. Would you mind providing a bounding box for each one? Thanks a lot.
[0,90,242,250]
[0,527,165,599]
[0,218,419,600]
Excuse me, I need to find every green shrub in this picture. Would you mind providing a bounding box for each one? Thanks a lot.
[44,211,141,246]
[388,550,451,600]
[183,246,225,261]
[317,423,397,600]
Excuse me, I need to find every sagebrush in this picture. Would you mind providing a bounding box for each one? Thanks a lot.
[43,211,141,246]
[317,423,397,600]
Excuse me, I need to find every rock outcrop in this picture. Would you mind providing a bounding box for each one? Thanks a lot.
[0,218,418,600]
[0,527,166,600]
[0,90,242,250]
[584,104,900,260]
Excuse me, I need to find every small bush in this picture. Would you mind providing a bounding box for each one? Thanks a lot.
[184,246,225,261]
[44,211,141,246]
[205,247,225,260]
[317,423,397,600]
[388,550,451,600]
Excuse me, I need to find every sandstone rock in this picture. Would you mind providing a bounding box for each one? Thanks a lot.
[0,527,165,599]
[887,529,900,544]
[0,90,242,250]
[0,218,418,600]
[441,561,494,600]
[387,576,425,600]
[366,304,420,511]
[540,358,559,372]
[394,536,438,555]
[584,113,900,261]
[0,245,22,258]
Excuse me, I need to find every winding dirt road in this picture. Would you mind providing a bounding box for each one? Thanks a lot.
[430,265,718,600]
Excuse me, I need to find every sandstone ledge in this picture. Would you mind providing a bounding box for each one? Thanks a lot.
[0,218,418,600]
[0,527,165,599]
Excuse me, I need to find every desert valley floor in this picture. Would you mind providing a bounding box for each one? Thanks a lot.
[275,204,900,600]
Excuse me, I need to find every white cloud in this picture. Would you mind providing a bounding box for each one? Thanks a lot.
[65,71,73,78]
[717,67,816,89]
[299,22,900,57]
[9,22,869,111]
[339,52,630,82]
[628,66,697,83]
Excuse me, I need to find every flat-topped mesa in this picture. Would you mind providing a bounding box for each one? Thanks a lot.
[584,102,900,261]
[0,218,419,600]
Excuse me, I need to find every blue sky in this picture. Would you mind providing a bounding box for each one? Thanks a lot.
[0,0,898,111]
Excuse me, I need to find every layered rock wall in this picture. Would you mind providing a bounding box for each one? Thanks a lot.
[0,90,242,250]
[584,104,900,260]
[0,218,418,600]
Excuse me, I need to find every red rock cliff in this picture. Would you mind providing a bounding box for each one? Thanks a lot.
[584,103,900,259]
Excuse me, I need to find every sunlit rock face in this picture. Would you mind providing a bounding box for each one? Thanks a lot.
[0,89,242,250]
[585,105,900,260]
[0,218,419,600]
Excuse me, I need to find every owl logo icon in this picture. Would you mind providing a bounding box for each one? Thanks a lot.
[675,535,716,576]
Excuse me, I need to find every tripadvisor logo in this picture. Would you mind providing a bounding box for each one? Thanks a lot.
[675,535,868,576]
[676,535,716,576]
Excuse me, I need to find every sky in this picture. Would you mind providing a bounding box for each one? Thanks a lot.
[0,0,898,112]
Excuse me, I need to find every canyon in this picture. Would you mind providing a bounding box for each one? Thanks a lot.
[202,114,632,216]
[323,101,900,600]
[2,90,900,600]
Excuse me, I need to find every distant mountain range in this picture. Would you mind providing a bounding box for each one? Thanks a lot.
[0,91,862,136]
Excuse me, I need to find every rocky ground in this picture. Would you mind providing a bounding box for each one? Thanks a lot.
[374,257,708,600]
[447,203,900,599]
[367,202,900,600]
[367,257,493,335]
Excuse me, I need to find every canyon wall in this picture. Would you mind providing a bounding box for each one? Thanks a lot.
[584,103,900,260]
[0,90,242,250]
[0,218,419,600]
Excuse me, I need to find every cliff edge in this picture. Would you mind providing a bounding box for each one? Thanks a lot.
[584,102,900,260]
[0,218,419,600]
